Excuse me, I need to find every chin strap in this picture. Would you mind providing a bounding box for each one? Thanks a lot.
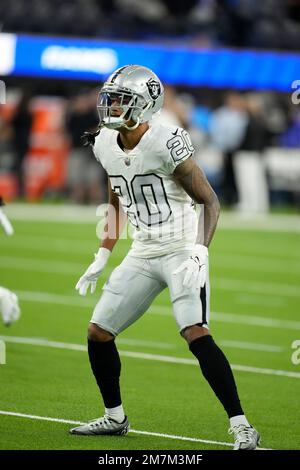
[123,118,140,131]
[122,101,152,131]
[83,101,153,138]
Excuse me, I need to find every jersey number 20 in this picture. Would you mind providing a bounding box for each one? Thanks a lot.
[110,174,172,227]
[167,130,194,162]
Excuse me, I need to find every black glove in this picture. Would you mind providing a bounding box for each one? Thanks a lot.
[80,128,101,147]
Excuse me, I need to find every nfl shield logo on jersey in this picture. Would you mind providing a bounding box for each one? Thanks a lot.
[146,78,161,100]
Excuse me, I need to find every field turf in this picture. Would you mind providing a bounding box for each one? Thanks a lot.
[0,206,300,450]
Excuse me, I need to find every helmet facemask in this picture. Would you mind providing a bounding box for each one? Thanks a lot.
[97,88,151,131]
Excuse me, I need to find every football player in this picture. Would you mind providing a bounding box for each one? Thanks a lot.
[0,197,20,326]
[70,65,260,450]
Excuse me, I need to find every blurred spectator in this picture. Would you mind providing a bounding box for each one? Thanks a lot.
[216,0,300,50]
[1,83,299,209]
[11,91,33,197]
[0,0,299,50]
[233,94,270,213]
[0,116,14,173]
[154,86,189,127]
[278,109,300,148]
[209,92,248,205]
[112,0,168,39]
[65,90,105,204]
[240,94,269,152]
[209,93,248,152]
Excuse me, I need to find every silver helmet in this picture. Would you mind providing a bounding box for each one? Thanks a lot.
[97,65,164,130]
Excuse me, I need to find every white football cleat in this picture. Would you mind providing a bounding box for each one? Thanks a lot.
[70,415,130,436]
[229,424,261,450]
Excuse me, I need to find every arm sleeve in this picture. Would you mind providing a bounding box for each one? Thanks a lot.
[162,127,195,174]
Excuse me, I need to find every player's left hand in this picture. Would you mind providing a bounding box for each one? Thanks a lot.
[173,244,208,290]
[0,287,21,326]
[75,247,111,296]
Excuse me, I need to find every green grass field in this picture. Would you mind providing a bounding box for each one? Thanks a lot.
[0,206,300,450]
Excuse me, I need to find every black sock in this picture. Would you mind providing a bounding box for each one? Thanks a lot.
[189,335,244,418]
[88,338,122,409]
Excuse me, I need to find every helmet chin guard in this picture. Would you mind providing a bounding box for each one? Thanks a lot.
[97,65,164,130]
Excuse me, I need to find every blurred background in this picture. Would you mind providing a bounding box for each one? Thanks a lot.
[0,0,300,212]
[1,1,300,451]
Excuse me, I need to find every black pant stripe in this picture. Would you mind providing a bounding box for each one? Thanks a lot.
[200,284,207,325]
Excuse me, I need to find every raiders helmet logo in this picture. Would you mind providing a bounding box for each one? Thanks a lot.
[146,78,161,100]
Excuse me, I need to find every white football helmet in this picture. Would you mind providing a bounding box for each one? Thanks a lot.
[98,65,164,130]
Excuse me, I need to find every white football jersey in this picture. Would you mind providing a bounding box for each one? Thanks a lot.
[93,120,198,258]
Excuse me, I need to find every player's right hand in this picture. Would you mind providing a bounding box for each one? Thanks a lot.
[0,287,21,326]
[173,244,208,290]
[75,247,111,296]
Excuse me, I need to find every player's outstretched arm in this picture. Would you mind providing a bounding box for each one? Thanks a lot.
[173,158,220,290]
[75,181,127,296]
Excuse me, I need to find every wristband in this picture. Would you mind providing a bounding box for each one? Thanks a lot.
[94,247,111,262]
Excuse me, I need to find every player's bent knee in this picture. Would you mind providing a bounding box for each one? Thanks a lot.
[181,324,210,344]
[88,322,114,342]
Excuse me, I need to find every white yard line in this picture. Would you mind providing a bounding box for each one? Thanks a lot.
[233,294,285,308]
[212,254,300,275]
[1,235,93,254]
[118,351,300,379]
[15,289,300,331]
[3,233,300,273]
[3,235,300,271]
[0,410,232,448]
[0,334,173,351]
[0,256,83,275]
[17,290,94,307]
[219,213,300,233]
[2,234,300,275]
[0,332,282,354]
[219,340,282,353]
[0,335,298,379]
[209,311,300,331]
[6,203,300,233]
[0,410,272,449]
[6,204,99,224]
[1,257,298,297]
[117,338,175,350]
[213,278,300,298]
